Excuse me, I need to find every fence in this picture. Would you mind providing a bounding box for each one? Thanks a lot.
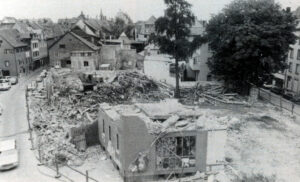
[258,88,300,116]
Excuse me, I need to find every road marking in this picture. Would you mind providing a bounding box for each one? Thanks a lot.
[0,130,29,139]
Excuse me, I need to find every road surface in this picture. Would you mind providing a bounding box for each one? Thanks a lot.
[0,72,71,182]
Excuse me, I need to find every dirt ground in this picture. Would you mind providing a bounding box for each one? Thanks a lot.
[221,102,300,182]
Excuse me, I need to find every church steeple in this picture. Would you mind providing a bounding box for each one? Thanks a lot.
[78,11,86,20]
[100,9,104,20]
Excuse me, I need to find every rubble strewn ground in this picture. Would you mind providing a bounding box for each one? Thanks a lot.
[27,69,172,166]
[27,69,300,182]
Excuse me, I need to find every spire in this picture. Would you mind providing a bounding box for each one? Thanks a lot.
[78,11,86,20]
[100,9,103,20]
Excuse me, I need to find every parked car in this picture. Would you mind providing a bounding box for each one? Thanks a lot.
[4,76,18,85]
[0,79,11,91]
[0,139,19,170]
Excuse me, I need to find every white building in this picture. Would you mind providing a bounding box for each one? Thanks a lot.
[285,7,300,95]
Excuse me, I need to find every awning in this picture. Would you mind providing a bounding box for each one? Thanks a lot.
[273,73,284,80]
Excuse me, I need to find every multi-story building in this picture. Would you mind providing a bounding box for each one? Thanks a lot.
[0,29,31,76]
[135,16,156,42]
[284,7,300,95]
[49,31,100,70]
[26,22,49,70]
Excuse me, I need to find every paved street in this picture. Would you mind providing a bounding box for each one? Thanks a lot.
[0,71,69,182]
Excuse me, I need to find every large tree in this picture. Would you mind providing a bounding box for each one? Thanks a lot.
[206,0,297,94]
[103,12,135,39]
[152,0,205,98]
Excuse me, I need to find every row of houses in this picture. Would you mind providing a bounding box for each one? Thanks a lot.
[0,11,212,82]
[48,12,212,82]
[0,17,64,76]
[49,12,144,72]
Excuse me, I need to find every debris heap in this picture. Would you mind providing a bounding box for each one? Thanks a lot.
[28,70,172,166]
[180,83,250,106]
[93,71,171,104]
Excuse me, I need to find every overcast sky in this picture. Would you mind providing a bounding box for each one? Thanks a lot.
[0,0,299,22]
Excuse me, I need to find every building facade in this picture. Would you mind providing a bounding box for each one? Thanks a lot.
[135,16,156,42]
[0,29,31,76]
[30,29,48,70]
[49,31,100,69]
[284,8,300,95]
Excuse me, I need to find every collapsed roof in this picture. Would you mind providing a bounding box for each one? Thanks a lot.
[99,99,227,135]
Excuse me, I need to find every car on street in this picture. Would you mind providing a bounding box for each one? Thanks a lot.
[0,139,19,170]
[0,79,11,91]
[3,76,18,85]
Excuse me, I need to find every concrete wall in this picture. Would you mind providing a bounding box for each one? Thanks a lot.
[49,32,96,67]
[98,108,123,170]
[144,56,176,86]
[71,51,99,72]
[115,49,137,70]
[100,45,120,68]
[100,45,140,70]
[187,44,211,81]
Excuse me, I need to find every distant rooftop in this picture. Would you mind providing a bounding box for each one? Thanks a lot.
[0,29,27,47]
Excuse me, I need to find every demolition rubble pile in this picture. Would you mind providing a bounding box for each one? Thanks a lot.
[29,90,96,166]
[92,71,172,104]
[180,83,250,106]
[28,70,172,166]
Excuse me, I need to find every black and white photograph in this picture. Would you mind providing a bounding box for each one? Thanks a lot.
[0,0,299,181]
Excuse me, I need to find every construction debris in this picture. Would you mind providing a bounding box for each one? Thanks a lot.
[180,82,250,106]
[93,71,171,104]
[28,70,173,166]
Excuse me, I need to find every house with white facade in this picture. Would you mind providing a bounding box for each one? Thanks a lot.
[285,7,300,95]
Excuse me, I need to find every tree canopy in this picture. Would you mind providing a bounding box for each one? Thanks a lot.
[206,0,297,93]
[152,0,205,97]
[103,12,134,39]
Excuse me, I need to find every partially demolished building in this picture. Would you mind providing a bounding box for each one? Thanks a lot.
[98,100,227,181]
